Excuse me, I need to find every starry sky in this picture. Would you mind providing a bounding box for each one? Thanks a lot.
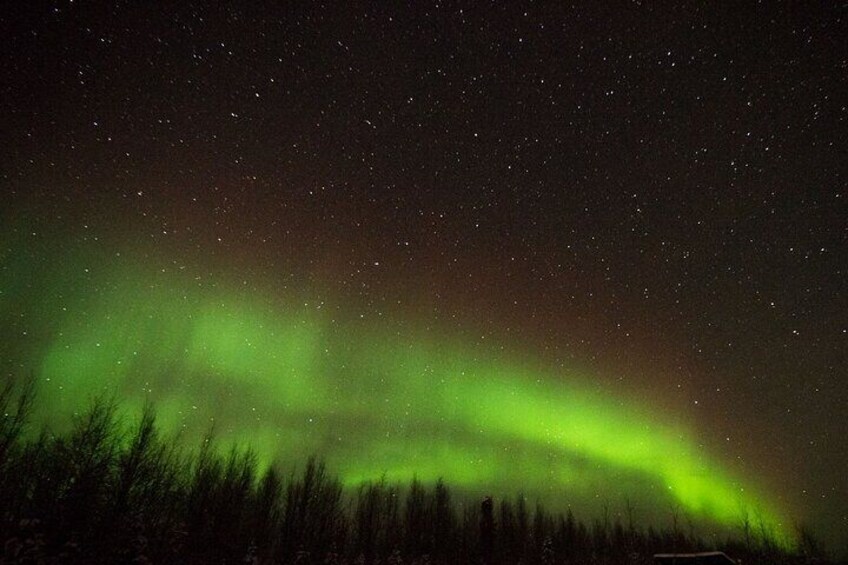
[1,1,846,549]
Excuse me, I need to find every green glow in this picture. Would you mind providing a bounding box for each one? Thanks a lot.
[1,245,790,544]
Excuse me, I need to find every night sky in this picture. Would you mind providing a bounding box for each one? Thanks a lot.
[2,1,846,549]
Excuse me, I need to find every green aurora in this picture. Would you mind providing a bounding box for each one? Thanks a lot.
[0,238,790,544]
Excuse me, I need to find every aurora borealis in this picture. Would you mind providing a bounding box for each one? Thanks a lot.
[2,0,846,553]
[1,238,787,540]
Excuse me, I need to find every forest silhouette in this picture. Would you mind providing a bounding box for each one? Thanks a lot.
[0,377,835,564]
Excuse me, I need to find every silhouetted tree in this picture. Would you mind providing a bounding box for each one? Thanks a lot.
[480,496,495,564]
[404,476,429,556]
[433,478,455,558]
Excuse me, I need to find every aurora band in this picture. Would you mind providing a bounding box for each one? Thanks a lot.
[1,246,789,544]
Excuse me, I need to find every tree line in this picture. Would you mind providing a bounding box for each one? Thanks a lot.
[0,377,836,564]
